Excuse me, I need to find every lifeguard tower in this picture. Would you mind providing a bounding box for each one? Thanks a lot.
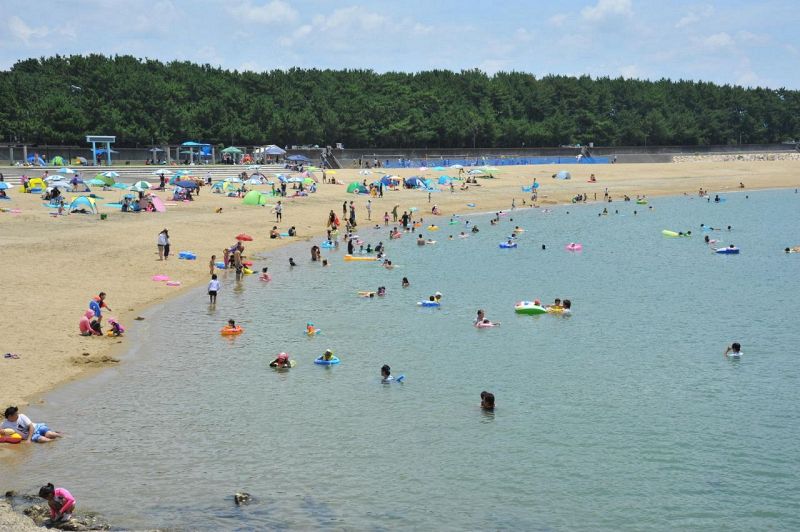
[86,135,116,166]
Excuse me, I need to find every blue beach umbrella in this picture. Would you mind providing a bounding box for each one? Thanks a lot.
[176,180,198,189]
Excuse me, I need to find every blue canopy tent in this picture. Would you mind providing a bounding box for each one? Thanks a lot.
[180,141,212,164]
[287,155,311,162]
[26,155,46,166]
[264,145,286,155]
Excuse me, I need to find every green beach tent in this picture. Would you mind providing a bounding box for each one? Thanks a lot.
[242,190,266,206]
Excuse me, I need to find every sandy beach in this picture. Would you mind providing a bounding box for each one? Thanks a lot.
[0,159,798,413]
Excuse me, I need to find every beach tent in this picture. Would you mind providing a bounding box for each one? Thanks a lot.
[93,173,115,186]
[88,178,105,186]
[72,156,88,165]
[50,156,66,166]
[0,182,11,190]
[405,176,425,188]
[468,169,487,175]
[25,178,46,192]
[246,177,263,185]
[57,167,76,175]
[223,177,243,184]
[303,177,315,187]
[438,175,454,185]
[129,181,151,192]
[26,155,46,166]
[243,190,267,206]
[68,196,97,213]
[347,182,367,194]
[555,170,571,180]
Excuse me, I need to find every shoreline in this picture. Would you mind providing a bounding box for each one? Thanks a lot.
[1,161,798,414]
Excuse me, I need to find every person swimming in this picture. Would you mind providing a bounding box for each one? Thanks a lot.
[471,225,479,233]
[377,286,386,296]
[402,277,410,288]
[289,257,297,267]
[724,342,743,358]
[269,352,292,368]
[259,267,272,281]
[321,349,335,361]
[480,391,495,410]
[381,364,394,382]
[417,234,425,246]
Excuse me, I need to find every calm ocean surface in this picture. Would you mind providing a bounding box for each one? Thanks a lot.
[9,190,800,531]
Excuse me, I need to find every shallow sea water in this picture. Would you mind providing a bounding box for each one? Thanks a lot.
[8,189,800,531]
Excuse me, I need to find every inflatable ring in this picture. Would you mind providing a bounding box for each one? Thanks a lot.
[715,247,740,254]
[417,301,440,307]
[427,225,439,231]
[514,301,547,315]
[344,255,378,262]
[565,243,583,251]
[315,356,340,365]
[499,242,517,248]
[221,326,244,336]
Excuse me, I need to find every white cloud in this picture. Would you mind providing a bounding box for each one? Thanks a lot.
[702,32,734,50]
[581,0,632,21]
[675,5,714,28]
[7,15,49,45]
[736,30,769,45]
[548,14,567,27]
[232,0,298,25]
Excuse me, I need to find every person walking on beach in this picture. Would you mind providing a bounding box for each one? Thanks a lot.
[392,204,399,222]
[89,292,111,319]
[157,229,168,260]
[274,201,282,222]
[366,199,372,221]
[233,247,243,279]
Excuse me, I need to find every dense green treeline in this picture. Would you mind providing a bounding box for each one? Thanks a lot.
[2,54,799,148]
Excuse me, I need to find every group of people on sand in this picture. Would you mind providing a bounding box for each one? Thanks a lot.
[78,292,123,337]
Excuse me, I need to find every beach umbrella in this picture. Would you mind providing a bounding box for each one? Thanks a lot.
[176,180,198,189]
[57,167,76,174]
[44,175,67,183]
[236,233,253,241]
[152,169,172,176]
[129,181,151,192]
[287,176,303,183]
[450,164,464,169]
[102,171,120,178]
[277,175,287,183]
[221,146,243,154]
[88,178,105,186]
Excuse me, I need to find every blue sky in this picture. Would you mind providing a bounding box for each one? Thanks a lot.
[1,0,798,88]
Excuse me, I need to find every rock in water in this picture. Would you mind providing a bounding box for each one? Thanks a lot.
[234,492,251,506]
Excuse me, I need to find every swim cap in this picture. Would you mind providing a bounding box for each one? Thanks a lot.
[277,352,288,360]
